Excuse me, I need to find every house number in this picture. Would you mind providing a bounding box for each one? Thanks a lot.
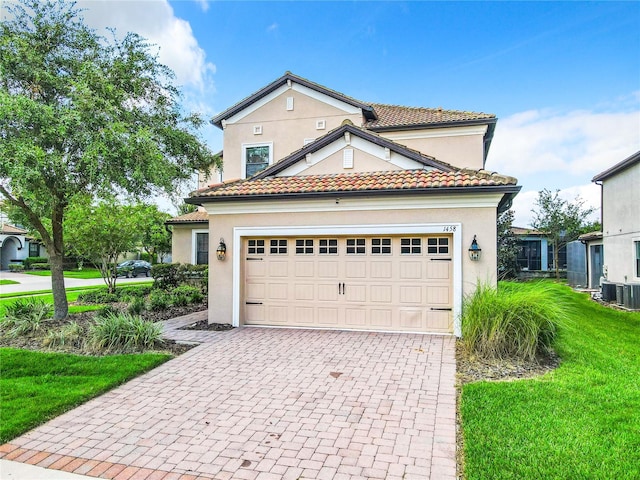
[442,225,456,232]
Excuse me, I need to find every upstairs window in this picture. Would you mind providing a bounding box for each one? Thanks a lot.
[244,144,272,178]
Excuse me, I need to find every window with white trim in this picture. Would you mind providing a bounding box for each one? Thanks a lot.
[319,239,338,255]
[243,144,272,178]
[635,241,640,278]
[371,238,391,255]
[195,232,209,265]
[247,239,265,255]
[427,237,450,255]
[269,239,287,255]
[401,238,421,254]
[346,238,366,255]
[295,239,314,254]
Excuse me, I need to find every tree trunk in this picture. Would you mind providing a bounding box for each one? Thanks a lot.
[50,203,68,320]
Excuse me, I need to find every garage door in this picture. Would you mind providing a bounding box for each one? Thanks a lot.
[243,235,453,333]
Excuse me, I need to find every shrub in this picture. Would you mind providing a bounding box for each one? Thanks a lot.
[88,313,163,353]
[152,263,208,291]
[461,282,570,361]
[127,296,146,315]
[23,256,48,269]
[117,285,152,299]
[171,285,204,304]
[96,305,119,318]
[0,298,52,337]
[43,322,84,349]
[8,263,24,272]
[149,291,171,311]
[77,290,119,304]
[30,262,50,270]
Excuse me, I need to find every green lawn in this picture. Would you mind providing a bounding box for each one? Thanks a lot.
[461,282,640,480]
[0,348,171,443]
[24,268,103,279]
[0,280,19,286]
[0,287,107,314]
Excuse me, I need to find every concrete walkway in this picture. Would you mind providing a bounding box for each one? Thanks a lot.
[0,316,457,480]
[0,270,150,295]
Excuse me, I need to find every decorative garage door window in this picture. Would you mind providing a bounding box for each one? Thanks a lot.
[270,239,287,254]
[247,239,265,254]
[371,238,392,255]
[401,238,422,254]
[295,239,314,254]
[346,238,366,254]
[428,237,450,254]
[319,239,338,255]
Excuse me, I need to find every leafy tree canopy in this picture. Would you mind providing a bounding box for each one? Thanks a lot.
[0,0,220,318]
[497,209,519,280]
[531,188,595,278]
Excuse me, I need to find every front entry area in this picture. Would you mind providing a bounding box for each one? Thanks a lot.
[243,235,453,333]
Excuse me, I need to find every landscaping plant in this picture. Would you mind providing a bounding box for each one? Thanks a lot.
[88,313,163,353]
[0,298,52,337]
[461,281,570,361]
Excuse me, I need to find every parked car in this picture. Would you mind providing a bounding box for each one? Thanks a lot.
[115,260,151,278]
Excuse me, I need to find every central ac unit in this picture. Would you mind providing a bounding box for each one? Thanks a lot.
[615,284,624,305]
[601,282,616,302]
[623,284,640,310]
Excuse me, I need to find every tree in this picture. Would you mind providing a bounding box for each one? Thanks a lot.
[65,199,143,293]
[138,204,172,264]
[0,0,221,319]
[531,189,595,279]
[497,209,519,280]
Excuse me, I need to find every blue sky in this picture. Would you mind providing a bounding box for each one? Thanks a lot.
[71,1,640,224]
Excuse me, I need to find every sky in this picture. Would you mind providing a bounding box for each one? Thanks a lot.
[9,0,640,226]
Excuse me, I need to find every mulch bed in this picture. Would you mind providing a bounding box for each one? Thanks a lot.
[178,319,234,331]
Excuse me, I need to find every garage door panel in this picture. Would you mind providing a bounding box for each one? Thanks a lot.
[400,285,423,303]
[268,261,289,277]
[245,283,265,300]
[294,284,315,301]
[370,285,392,303]
[245,304,265,323]
[317,307,339,325]
[294,261,314,277]
[427,286,451,304]
[267,305,288,324]
[345,308,366,326]
[370,261,393,279]
[425,310,451,332]
[318,283,339,301]
[345,284,366,302]
[371,309,393,327]
[268,283,288,300]
[318,261,339,278]
[400,309,424,329]
[345,261,366,278]
[294,306,314,323]
[426,261,451,280]
[246,260,266,277]
[400,261,422,279]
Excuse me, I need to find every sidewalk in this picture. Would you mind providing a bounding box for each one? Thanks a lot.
[0,271,150,295]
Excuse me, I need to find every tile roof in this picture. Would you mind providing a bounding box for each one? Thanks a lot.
[365,104,496,130]
[165,210,208,224]
[192,169,518,199]
[511,226,544,236]
[0,223,28,235]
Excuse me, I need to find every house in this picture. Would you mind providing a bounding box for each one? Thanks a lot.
[511,226,567,275]
[593,150,640,308]
[566,231,603,289]
[174,72,521,335]
[0,204,47,270]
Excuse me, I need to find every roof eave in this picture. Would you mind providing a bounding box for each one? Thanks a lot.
[190,184,521,204]
[592,150,640,182]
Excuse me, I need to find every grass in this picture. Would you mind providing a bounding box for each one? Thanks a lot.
[460,281,640,480]
[0,280,19,285]
[0,348,171,443]
[24,268,103,279]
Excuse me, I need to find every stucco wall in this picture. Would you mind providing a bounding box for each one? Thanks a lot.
[602,161,640,283]
[204,199,498,326]
[170,224,207,264]
[221,90,362,180]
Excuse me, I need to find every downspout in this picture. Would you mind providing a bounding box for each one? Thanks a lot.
[580,238,589,288]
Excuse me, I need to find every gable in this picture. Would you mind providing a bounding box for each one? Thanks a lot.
[276,132,429,177]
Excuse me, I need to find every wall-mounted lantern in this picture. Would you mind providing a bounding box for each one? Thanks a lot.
[216,238,227,261]
[468,235,482,261]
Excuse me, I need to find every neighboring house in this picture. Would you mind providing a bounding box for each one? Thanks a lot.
[593,150,640,308]
[174,72,521,335]
[566,231,603,289]
[166,210,209,265]
[0,223,46,270]
[511,226,566,274]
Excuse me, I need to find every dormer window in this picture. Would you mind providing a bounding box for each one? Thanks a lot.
[243,143,272,178]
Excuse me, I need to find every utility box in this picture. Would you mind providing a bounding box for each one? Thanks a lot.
[623,284,640,310]
[601,282,617,302]
[615,284,624,305]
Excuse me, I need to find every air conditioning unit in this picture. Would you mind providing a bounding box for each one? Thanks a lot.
[601,282,617,302]
[623,284,640,310]
[615,284,624,305]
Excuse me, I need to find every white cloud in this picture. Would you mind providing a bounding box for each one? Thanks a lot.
[266,23,279,33]
[488,106,640,179]
[195,0,210,13]
[78,0,215,91]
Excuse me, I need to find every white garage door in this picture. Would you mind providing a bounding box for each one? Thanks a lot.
[243,235,453,333]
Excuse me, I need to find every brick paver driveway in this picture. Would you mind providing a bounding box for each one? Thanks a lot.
[1,322,456,480]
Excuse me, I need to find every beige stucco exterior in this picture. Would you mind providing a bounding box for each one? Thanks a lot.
[203,194,500,334]
[600,159,640,284]
[169,224,207,264]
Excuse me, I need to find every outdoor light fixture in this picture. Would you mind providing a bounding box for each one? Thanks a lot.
[216,238,227,261]
[468,235,482,261]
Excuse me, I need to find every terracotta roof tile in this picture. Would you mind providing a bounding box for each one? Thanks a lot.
[192,169,518,199]
[365,103,495,129]
[166,210,208,223]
